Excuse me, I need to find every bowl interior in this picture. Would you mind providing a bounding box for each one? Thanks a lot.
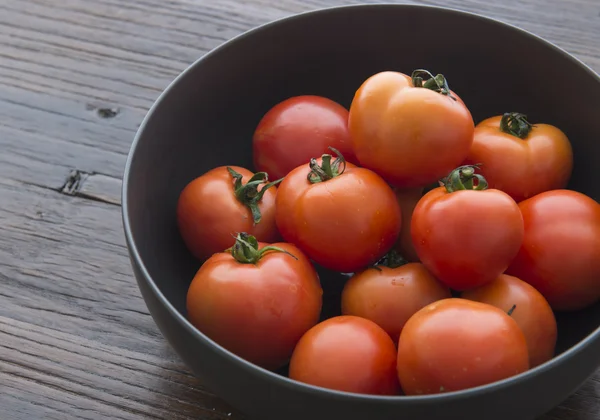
[124,4,600,375]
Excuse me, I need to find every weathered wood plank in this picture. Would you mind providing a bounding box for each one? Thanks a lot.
[0,125,127,189]
[0,178,151,351]
[76,173,123,205]
[0,316,238,420]
[0,0,599,419]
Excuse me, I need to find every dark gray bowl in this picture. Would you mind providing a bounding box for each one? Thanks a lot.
[122,4,600,420]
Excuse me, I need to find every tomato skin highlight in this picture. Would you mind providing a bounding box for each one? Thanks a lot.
[275,157,402,273]
[341,262,451,343]
[253,95,357,180]
[348,71,474,188]
[397,298,530,395]
[464,114,573,203]
[289,315,401,395]
[411,184,524,291]
[462,274,557,368]
[186,239,322,371]
[506,189,600,311]
[176,166,279,261]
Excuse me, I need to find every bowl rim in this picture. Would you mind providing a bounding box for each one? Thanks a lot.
[122,2,600,403]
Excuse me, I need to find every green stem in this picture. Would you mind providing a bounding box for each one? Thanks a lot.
[227,167,282,225]
[462,172,474,189]
[499,112,534,139]
[227,233,297,264]
[307,147,347,184]
[507,304,517,316]
[442,165,488,193]
[411,69,457,101]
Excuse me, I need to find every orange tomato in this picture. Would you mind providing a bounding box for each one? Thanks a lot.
[186,234,322,371]
[341,258,451,343]
[349,69,474,188]
[464,113,573,202]
[253,95,357,180]
[275,149,401,273]
[411,166,524,291]
[397,298,529,395]
[289,316,400,395]
[177,166,280,261]
[506,189,600,311]
[462,274,557,368]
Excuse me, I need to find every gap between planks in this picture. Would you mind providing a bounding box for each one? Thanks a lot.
[60,170,123,206]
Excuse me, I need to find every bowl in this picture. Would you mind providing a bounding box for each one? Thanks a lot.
[122,4,600,420]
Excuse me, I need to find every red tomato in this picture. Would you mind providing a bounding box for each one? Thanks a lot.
[177,166,280,261]
[289,315,400,395]
[394,187,424,262]
[506,189,600,311]
[275,149,401,273]
[349,69,474,188]
[253,95,357,180]
[462,274,557,368]
[411,165,524,290]
[186,233,322,371]
[464,112,573,203]
[397,298,530,395]
[341,256,451,343]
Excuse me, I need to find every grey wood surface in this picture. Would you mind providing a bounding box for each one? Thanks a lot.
[0,0,598,419]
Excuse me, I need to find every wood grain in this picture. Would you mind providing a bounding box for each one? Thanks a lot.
[0,0,598,419]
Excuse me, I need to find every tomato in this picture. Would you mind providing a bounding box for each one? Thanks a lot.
[341,254,451,343]
[275,148,402,273]
[252,95,357,180]
[289,315,400,395]
[463,112,573,203]
[394,187,424,262]
[348,69,474,188]
[506,190,600,311]
[186,233,322,371]
[177,166,281,261]
[397,298,529,395]
[411,165,524,291]
[462,274,557,368]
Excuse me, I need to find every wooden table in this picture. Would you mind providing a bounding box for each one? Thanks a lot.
[1,0,598,419]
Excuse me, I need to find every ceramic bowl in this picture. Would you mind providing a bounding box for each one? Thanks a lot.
[122,4,600,420]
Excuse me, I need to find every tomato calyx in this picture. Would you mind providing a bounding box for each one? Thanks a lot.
[227,167,283,225]
[441,165,489,193]
[507,304,517,316]
[499,112,534,139]
[227,233,297,264]
[411,69,457,101]
[307,147,347,184]
[371,248,408,271]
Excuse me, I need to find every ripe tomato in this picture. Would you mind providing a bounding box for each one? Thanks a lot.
[463,112,573,203]
[289,315,400,395]
[397,298,529,395]
[186,233,322,371]
[275,148,401,273]
[341,253,451,343]
[394,186,424,262]
[252,95,357,180]
[462,274,557,368]
[506,190,600,311]
[177,166,280,261]
[348,69,474,188]
[411,165,524,290]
